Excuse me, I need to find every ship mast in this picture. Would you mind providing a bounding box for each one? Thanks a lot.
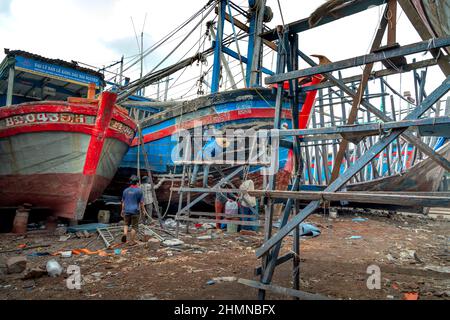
[246,0,267,87]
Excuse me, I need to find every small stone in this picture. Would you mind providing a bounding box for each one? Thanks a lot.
[22,267,47,280]
[386,254,396,262]
[140,293,157,300]
[6,256,27,274]
[147,257,159,262]
[22,280,35,289]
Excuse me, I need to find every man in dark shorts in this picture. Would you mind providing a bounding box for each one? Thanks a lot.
[121,175,145,245]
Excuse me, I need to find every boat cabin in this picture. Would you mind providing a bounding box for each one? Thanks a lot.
[0,49,105,106]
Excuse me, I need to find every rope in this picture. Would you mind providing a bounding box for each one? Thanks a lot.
[121,1,216,73]
[276,0,285,27]
[227,0,247,86]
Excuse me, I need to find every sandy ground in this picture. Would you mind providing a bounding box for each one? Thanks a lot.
[0,211,449,300]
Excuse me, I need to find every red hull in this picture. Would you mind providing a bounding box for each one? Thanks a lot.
[0,173,110,219]
[0,93,137,220]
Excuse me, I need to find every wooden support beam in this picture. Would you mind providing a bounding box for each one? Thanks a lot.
[174,188,450,207]
[238,278,330,300]
[254,252,294,276]
[301,56,450,92]
[330,9,388,182]
[265,36,450,84]
[260,0,386,41]
[256,76,450,259]
[387,0,397,45]
[296,51,450,172]
[176,217,262,227]
[277,116,450,140]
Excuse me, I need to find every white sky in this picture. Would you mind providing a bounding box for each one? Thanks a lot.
[0,0,447,103]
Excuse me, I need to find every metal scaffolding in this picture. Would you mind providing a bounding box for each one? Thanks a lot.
[236,1,450,300]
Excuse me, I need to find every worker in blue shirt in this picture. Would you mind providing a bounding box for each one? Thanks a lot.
[121,175,146,245]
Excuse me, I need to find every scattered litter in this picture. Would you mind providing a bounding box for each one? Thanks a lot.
[59,235,71,242]
[162,239,184,247]
[279,222,321,238]
[386,295,394,299]
[140,293,158,300]
[399,250,416,261]
[386,254,396,262]
[239,230,257,236]
[75,230,92,239]
[46,259,63,277]
[352,218,368,222]
[300,223,321,237]
[403,292,419,300]
[27,252,50,257]
[212,276,237,283]
[206,280,216,285]
[424,265,450,274]
[61,251,72,258]
[141,225,165,242]
[197,235,213,240]
[114,249,122,255]
[164,219,185,229]
[0,244,51,254]
[147,257,159,262]
[54,226,67,236]
[347,236,362,240]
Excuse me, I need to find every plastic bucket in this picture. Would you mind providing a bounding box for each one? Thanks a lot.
[98,210,111,224]
[227,220,238,233]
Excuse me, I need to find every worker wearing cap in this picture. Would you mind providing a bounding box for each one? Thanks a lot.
[239,179,258,232]
[121,175,146,245]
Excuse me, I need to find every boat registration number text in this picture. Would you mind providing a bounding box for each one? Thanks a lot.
[2,113,95,128]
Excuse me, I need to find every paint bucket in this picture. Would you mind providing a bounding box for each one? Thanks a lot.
[12,209,29,234]
[98,210,110,224]
[227,219,238,233]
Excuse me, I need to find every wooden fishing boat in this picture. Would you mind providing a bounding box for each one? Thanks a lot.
[0,92,137,220]
[114,76,322,204]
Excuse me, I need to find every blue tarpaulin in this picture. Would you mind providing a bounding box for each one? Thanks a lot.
[273,221,321,238]
[67,223,109,233]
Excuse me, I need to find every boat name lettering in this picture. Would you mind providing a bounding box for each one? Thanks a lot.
[110,120,135,138]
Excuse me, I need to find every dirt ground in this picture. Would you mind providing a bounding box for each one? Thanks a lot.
[0,211,449,300]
